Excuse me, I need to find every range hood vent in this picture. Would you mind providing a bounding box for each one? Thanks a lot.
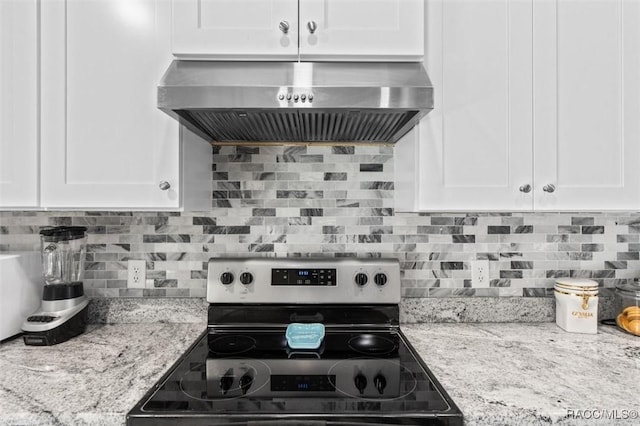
[158,61,433,145]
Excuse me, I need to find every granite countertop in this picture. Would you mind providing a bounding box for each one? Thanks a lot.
[401,323,640,425]
[1,323,639,426]
[0,323,206,426]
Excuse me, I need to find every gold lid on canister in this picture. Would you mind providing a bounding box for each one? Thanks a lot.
[554,278,599,310]
[554,278,599,293]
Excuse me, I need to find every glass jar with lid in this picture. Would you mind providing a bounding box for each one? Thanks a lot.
[615,281,640,337]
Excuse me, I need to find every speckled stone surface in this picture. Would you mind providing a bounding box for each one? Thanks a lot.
[1,323,638,425]
[0,323,205,426]
[87,297,618,324]
[403,323,640,425]
[400,296,617,323]
[87,298,208,324]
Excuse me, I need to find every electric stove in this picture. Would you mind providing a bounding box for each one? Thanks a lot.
[127,258,463,425]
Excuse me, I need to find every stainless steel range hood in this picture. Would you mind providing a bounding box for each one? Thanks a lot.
[158,61,433,145]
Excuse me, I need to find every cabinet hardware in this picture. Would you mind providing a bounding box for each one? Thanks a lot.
[543,184,556,193]
[519,184,531,193]
[307,21,317,34]
[159,181,171,191]
[279,20,289,34]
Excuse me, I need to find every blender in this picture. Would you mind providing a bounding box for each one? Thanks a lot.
[22,226,90,346]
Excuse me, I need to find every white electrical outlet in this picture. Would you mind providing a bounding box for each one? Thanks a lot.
[471,260,490,288]
[127,260,146,289]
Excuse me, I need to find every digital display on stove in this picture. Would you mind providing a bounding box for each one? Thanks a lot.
[271,269,336,286]
[271,375,336,392]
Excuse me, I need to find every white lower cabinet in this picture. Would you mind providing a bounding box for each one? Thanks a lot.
[0,0,39,208]
[396,0,640,212]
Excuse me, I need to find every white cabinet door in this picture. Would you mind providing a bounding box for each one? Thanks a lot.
[172,0,299,60]
[299,0,423,61]
[40,0,180,209]
[0,0,39,208]
[533,0,640,211]
[398,0,533,212]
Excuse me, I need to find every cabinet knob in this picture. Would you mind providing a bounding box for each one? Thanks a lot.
[279,20,290,34]
[543,184,556,193]
[519,184,532,194]
[307,21,317,34]
[159,180,171,191]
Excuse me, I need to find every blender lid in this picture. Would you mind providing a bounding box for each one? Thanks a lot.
[39,226,87,241]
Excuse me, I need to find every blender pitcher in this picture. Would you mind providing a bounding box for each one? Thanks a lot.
[22,226,89,346]
[40,227,87,285]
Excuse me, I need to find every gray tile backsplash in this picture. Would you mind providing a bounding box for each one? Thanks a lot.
[1,145,638,298]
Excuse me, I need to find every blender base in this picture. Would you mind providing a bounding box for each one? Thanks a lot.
[22,282,90,346]
[22,304,88,346]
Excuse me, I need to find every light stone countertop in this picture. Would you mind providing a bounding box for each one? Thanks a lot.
[401,323,640,425]
[1,323,639,425]
[0,323,206,426]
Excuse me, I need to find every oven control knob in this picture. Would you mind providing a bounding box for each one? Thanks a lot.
[374,273,388,286]
[354,373,367,395]
[239,373,253,395]
[354,273,368,287]
[220,272,234,285]
[374,374,387,395]
[240,272,254,285]
[220,368,234,394]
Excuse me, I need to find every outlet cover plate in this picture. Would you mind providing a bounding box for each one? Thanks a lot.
[127,260,146,289]
[471,260,490,288]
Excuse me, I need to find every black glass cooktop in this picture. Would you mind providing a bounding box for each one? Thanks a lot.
[127,329,463,426]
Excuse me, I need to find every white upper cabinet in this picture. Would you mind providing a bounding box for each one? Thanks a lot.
[40,0,181,209]
[171,0,423,60]
[172,0,299,60]
[397,0,640,212]
[396,0,533,212]
[298,0,423,61]
[533,0,640,211]
[0,0,39,208]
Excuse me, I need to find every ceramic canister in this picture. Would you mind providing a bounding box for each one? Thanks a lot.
[554,278,599,334]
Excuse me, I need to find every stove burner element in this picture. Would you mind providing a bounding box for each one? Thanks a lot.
[209,335,256,355]
[348,334,397,355]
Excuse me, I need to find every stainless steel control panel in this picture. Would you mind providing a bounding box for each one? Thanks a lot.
[207,258,401,304]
